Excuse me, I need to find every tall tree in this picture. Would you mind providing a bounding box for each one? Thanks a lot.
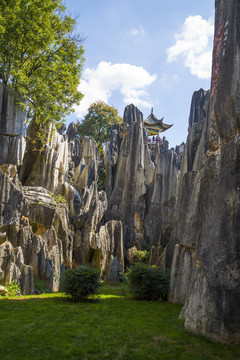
[0,0,84,124]
[77,101,122,148]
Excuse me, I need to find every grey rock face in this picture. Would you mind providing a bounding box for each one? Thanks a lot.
[186,89,210,172]
[0,168,26,228]
[95,220,124,283]
[0,285,8,295]
[21,187,74,292]
[0,84,26,165]
[20,122,69,194]
[169,0,240,343]
[188,89,210,130]
[105,104,179,256]
[104,123,123,198]
[144,146,178,251]
[106,105,152,247]
[0,241,34,295]
[0,90,180,289]
[0,165,74,293]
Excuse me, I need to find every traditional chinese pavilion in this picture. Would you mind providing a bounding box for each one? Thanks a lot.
[144,108,173,136]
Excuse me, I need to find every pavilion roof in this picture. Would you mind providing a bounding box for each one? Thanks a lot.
[144,109,173,133]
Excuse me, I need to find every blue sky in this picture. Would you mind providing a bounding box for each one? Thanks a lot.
[65,0,215,147]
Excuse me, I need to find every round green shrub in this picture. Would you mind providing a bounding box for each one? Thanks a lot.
[61,266,101,301]
[127,263,170,301]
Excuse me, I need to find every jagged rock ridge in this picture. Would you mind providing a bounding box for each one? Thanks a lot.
[0,93,181,294]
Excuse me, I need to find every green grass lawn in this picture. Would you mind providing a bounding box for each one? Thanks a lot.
[0,284,239,360]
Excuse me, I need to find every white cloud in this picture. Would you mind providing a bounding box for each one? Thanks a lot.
[166,15,214,79]
[75,61,157,118]
[129,25,145,36]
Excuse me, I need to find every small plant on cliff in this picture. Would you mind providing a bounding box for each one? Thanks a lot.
[97,166,106,191]
[49,193,67,204]
[61,266,101,301]
[127,263,170,301]
[134,250,150,264]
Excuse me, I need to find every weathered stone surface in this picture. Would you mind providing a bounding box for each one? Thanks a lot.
[20,122,69,194]
[186,89,210,172]
[104,123,123,199]
[0,241,34,294]
[94,220,124,283]
[67,123,82,180]
[0,171,75,293]
[168,244,195,304]
[104,256,123,284]
[105,104,179,255]
[106,105,154,245]
[126,246,138,265]
[73,136,99,195]
[0,84,26,165]
[169,0,240,343]
[21,186,74,292]
[0,285,8,295]
[143,145,178,249]
[73,189,108,265]
[0,168,26,228]
[188,88,210,130]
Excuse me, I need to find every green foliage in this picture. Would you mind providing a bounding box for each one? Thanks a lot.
[1,280,21,297]
[141,241,156,251]
[61,266,101,301]
[49,193,67,204]
[0,0,84,124]
[34,278,50,294]
[127,263,170,301]
[77,101,122,147]
[134,250,150,264]
[97,167,106,191]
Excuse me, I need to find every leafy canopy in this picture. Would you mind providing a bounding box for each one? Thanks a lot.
[77,101,122,148]
[0,0,84,124]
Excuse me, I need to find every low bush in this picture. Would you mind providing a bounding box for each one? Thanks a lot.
[0,280,21,297]
[127,263,170,301]
[34,278,50,293]
[61,265,101,301]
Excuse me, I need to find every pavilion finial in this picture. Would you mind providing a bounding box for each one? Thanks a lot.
[151,107,153,114]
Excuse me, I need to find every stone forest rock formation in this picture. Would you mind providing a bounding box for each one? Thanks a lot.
[105,104,179,251]
[169,0,240,344]
[0,90,180,293]
[0,0,239,346]
[0,84,26,166]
